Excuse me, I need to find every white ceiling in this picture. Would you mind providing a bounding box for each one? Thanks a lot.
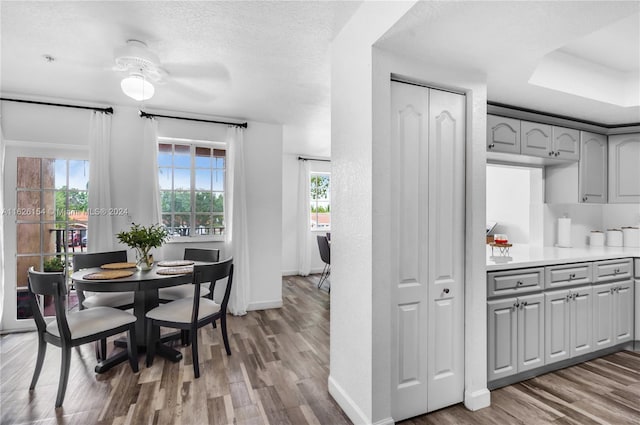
[0,1,361,157]
[378,1,640,125]
[2,1,639,159]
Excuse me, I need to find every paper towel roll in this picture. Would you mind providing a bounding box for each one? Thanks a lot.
[557,217,572,248]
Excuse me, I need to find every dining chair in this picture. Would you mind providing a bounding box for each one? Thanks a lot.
[317,235,331,290]
[27,267,138,408]
[73,251,135,310]
[73,250,135,359]
[158,248,220,302]
[145,257,234,378]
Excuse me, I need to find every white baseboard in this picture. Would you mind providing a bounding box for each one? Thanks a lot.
[372,417,394,425]
[247,299,283,311]
[281,268,326,277]
[464,388,491,411]
[328,375,371,425]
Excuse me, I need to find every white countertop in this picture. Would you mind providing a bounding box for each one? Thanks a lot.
[486,244,640,271]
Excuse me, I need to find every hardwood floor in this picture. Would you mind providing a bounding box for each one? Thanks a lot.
[1,275,639,425]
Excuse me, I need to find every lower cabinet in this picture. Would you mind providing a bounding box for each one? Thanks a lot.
[592,280,635,350]
[545,286,592,365]
[488,293,544,381]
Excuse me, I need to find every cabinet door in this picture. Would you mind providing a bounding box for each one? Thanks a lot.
[517,293,545,373]
[570,286,593,357]
[487,115,520,154]
[579,132,607,203]
[613,281,634,344]
[426,88,465,412]
[552,126,580,161]
[521,121,552,158]
[545,289,571,364]
[488,298,518,381]
[608,134,640,203]
[390,81,429,420]
[592,283,615,350]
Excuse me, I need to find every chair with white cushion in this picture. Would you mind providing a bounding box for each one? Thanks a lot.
[158,248,220,302]
[27,267,138,408]
[73,251,135,310]
[146,257,233,378]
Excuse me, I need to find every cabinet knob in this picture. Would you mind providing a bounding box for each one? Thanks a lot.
[614,268,620,274]
[582,196,588,202]
[517,280,523,286]
[443,288,450,294]
[513,301,520,310]
[488,143,495,149]
[548,151,555,156]
[555,152,560,157]
[572,293,578,300]
[569,273,576,279]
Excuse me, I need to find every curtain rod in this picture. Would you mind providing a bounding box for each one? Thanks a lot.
[139,110,248,128]
[0,97,113,114]
[298,156,330,162]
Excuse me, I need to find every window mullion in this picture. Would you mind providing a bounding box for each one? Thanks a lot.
[190,145,196,236]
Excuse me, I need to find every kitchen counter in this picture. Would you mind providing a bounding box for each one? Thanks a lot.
[486,244,640,271]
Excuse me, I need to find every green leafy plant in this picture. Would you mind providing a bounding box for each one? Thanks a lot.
[116,223,169,268]
[43,257,65,272]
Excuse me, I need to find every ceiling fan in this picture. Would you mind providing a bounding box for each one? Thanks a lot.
[112,39,229,102]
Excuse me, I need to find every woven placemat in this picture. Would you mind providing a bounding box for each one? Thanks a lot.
[156,266,193,275]
[157,260,195,267]
[83,270,135,280]
[101,262,137,270]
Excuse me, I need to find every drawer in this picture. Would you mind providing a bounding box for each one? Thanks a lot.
[545,263,592,289]
[593,259,632,283]
[487,267,544,297]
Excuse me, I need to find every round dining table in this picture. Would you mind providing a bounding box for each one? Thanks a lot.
[72,262,202,373]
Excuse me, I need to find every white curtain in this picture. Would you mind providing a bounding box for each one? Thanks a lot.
[297,160,311,275]
[0,115,5,328]
[224,126,250,316]
[88,112,114,252]
[140,118,162,225]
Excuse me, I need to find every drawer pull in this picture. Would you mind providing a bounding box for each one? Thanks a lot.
[569,273,576,280]
[517,280,523,286]
[614,268,620,274]
[443,288,450,294]
[488,143,495,149]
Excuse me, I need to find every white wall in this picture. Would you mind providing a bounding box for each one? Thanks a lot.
[330,1,489,423]
[486,164,541,244]
[1,100,283,330]
[281,154,331,276]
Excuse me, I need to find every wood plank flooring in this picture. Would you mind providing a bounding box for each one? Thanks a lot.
[1,275,639,425]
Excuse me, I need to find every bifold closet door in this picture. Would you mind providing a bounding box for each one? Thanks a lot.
[390,81,465,420]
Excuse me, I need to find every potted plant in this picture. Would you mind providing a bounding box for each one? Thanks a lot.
[116,223,169,270]
[43,257,65,272]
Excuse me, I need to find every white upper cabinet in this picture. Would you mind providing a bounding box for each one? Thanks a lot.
[521,121,552,158]
[608,133,640,203]
[552,126,580,161]
[579,132,607,203]
[487,115,520,154]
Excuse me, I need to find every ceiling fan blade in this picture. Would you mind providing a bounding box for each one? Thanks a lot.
[162,62,231,83]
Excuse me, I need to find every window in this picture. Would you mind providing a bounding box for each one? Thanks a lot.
[158,142,225,237]
[15,157,89,318]
[310,173,330,229]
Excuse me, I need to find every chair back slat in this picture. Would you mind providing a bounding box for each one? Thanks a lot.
[73,250,128,271]
[317,235,330,265]
[28,267,71,339]
[190,258,234,320]
[184,248,220,262]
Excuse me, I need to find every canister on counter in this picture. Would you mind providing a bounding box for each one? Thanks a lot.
[589,231,605,247]
[621,227,640,247]
[606,229,623,247]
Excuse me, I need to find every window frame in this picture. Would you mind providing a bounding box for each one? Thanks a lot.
[310,171,331,231]
[158,138,226,242]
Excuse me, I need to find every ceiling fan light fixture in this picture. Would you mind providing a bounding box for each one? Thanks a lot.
[121,74,155,101]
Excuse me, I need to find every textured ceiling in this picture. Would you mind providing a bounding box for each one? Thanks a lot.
[2,1,639,160]
[377,1,640,125]
[0,1,362,157]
